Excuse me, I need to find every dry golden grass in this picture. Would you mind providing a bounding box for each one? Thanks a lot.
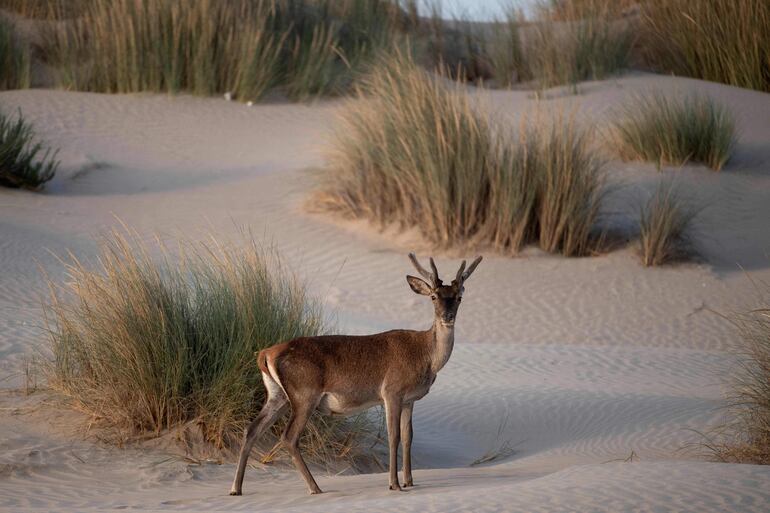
[313,52,605,256]
[712,290,770,465]
[640,0,770,93]
[526,1,633,90]
[42,0,401,100]
[45,227,375,465]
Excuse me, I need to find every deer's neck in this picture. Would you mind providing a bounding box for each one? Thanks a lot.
[428,321,455,374]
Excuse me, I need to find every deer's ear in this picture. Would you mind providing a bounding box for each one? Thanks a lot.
[406,275,432,296]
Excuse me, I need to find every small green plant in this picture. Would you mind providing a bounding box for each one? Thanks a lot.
[0,110,58,190]
[313,52,605,256]
[609,92,736,171]
[638,181,696,266]
[46,228,372,462]
[0,17,30,90]
[641,0,770,93]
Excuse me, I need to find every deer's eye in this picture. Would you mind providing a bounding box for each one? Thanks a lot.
[431,295,437,300]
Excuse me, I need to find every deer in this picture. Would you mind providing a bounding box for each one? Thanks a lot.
[229,253,483,496]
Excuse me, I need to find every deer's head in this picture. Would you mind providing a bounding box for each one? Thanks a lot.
[406,253,482,327]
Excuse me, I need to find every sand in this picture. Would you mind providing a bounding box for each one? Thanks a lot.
[1,73,770,512]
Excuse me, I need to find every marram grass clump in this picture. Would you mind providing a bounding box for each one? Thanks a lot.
[609,92,736,171]
[42,0,401,101]
[313,53,605,256]
[527,1,633,90]
[640,0,770,94]
[0,109,58,190]
[45,229,371,463]
[638,180,696,267]
[713,292,770,465]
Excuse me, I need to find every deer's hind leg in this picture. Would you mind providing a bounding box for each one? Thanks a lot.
[230,373,288,496]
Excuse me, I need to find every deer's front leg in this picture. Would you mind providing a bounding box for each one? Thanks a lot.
[400,402,414,487]
[383,395,403,491]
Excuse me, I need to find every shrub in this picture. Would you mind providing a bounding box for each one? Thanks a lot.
[640,0,770,93]
[43,0,401,101]
[609,92,736,171]
[313,53,605,256]
[638,181,696,267]
[0,17,30,90]
[45,229,369,461]
[0,109,58,189]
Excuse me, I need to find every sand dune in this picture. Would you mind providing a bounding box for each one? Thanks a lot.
[1,73,770,511]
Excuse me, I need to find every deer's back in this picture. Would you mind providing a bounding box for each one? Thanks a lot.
[261,330,433,413]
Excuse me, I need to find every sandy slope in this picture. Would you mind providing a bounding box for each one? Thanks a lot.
[1,73,770,512]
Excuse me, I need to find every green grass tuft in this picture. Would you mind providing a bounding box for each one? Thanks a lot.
[45,228,371,461]
[0,109,58,190]
[313,52,605,256]
[638,180,696,267]
[609,92,736,171]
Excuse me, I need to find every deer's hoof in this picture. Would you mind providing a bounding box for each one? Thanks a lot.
[389,484,403,492]
[310,487,323,495]
[229,490,242,496]
[403,480,414,488]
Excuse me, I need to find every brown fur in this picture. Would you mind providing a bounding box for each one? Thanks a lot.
[229,254,482,496]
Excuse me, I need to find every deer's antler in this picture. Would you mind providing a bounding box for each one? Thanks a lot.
[408,253,439,287]
[454,260,466,283]
[460,256,483,283]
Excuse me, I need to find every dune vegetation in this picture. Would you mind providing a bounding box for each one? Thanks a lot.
[608,92,736,171]
[41,0,403,100]
[638,181,696,267]
[417,0,632,90]
[715,293,770,465]
[0,0,763,97]
[0,109,58,189]
[0,0,87,19]
[45,228,372,462]
[640,0,770,94]
[313,52,605,257]
[0,16,29,90]
[525,1,633,90]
